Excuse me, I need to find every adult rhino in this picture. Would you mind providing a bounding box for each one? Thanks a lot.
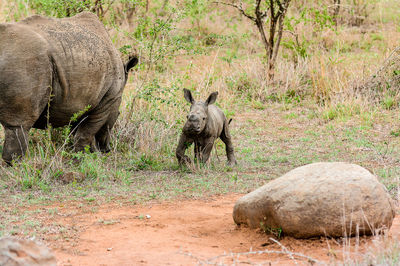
[0,12,138,164]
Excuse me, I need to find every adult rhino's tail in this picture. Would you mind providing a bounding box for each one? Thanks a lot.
[228,118,233,125]
[124,55,139,76]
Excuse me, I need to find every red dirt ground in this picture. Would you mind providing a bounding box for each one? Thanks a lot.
[50,194,399,265]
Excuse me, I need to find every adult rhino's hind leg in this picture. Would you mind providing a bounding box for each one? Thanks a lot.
[95,110,119,153]
[73,97,122,153]
[73,115,104,153]
[2,126,30,165]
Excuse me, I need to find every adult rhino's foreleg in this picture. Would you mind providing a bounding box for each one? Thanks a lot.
[2,126,29,164]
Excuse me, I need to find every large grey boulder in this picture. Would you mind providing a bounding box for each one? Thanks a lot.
[0,237,56,266]
[233,162,396,238]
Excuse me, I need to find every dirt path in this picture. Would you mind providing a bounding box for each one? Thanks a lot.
[49,194,399,265]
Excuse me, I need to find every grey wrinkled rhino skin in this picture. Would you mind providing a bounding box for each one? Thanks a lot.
[176,89,237,166]
[0,12,138,163]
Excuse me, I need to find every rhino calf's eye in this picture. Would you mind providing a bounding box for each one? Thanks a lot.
[203,117,206,120]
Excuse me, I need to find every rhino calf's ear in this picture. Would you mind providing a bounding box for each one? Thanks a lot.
[183,88,194,104]
[125,56,139,74]
[205,91,218,106]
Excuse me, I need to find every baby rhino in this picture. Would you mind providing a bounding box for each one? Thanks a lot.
[176,89,237,166]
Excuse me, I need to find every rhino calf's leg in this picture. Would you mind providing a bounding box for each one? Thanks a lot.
[176,134,193,165]
[2,126,29,164]
[220,122,237,166]
[194,142,201,161]
[199,138,215,164]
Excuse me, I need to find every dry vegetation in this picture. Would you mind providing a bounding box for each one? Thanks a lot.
[1,0,400,264]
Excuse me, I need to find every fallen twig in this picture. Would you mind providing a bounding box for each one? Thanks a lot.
[180,243,325,265]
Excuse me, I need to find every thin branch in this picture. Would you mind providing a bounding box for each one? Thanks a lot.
[213,1,256,21]
[269,0,275,21]
[254,0,262,16]
[102,0,116,17]
[276,0,283,12]
[181,245,324,265]
[260,10,268,19]
[269,238,298,265]
[283,30,301,54]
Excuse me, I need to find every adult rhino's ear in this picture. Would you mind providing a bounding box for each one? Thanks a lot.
[205,91,218,106]
[183,88,194,104]
[125,56,139,74]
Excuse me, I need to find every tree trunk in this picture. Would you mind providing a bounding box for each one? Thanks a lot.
[269,1,290,79]
[255,19,270,61]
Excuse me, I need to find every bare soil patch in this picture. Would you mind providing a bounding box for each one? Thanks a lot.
[40,194,399,265]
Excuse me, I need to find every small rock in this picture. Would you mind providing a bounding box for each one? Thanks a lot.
[59,171,85,184]
[107,248,112,251]
[146,215,151,219]
[0,237,57,266]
